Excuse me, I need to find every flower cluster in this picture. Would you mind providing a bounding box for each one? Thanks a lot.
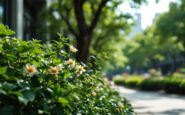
[0,24,135,115]
[64,59,86,74]
[25,59,86,76]
[25,46,86,76]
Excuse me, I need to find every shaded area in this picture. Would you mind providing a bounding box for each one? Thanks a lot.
[113,85,185,115]
[141,109,185,115]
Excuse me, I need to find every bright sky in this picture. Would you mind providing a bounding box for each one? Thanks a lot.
[119,0,177,29]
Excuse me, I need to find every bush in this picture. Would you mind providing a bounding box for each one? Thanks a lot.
[178,68,185,74]
[0,24,134,114]
[113,75,144,88]
[113,74,185,94]
[163,77,185,94]
[139,77,164,91]
[124,76,144,88]
[172,72,185,78]
[113,75,126,85]
[149,69,161,77]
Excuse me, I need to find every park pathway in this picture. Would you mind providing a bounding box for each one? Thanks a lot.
[113,85,185,115]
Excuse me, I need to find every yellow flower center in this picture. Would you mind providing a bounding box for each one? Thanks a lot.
[50,67,58,75]
[68,59,75,65]
[27,66,36,73]
[91,92,96,97]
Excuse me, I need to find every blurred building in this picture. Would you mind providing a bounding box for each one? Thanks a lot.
[152,13,160,23]
[0,0,46,40]
[129,13,143,38]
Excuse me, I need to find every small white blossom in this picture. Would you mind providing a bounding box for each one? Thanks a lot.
[57,64,63,71]
[69,45,78,53]
[76,65,86,74]
[49,66,59,75]
[91,92,96,97]
[25,64,37,76]
[67,59,75,66]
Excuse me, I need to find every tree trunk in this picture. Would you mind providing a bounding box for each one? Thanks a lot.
[76,34,91,63]
[171,55,176,73]
[72,0,108,63]
[150,58,158,70]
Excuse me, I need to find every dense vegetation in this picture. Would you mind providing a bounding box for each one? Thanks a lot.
[0,24,134,114]
[112,0,185,95]
[115,0,185,74]
[39,0,146,70]
[113,74,185,94]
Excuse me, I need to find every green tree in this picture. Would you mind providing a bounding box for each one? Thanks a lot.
[155,0,185,47]
[124,25,184,72]
[41,0,145,63]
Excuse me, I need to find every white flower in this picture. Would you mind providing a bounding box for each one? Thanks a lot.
[25,64,37,76]
[66,59,76,68]
[60,50,65,53]
[49,66,59,75]
[57,64,63,71]
[69,45,78,53]
[76,65,86,74]
[91,92,96,97]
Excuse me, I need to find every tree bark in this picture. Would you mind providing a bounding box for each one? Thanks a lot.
[171,54,176,73]
[76,34,91,62]
[72,0,109,62]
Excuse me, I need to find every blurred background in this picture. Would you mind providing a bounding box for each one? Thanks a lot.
[0,0,184,78]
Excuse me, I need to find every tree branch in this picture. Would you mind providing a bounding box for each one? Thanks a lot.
[89,0,109,34]
[90,1,95,14]
[59,12,78,38]
[57,1,78,38]
[73,0,87,37]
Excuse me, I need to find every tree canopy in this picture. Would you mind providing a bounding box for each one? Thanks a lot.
[155,0,185,46]
[39,0,145,67]
[122,0,185,73]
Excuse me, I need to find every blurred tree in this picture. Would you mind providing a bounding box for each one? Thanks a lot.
[155,0,185,47]
[124,30,163,71]
[124,25,184,73]
[152,0,185,72]
[41,0,145,63]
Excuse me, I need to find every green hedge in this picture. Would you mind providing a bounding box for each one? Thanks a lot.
[0,24,134,114]
[113,75,185,94]
[114,75,144,88]
[113,75,126,85]
[124,76,144,88]
[163,77,185,94]
[139,78,164,91]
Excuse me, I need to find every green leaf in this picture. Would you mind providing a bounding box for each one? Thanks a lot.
[0,89,7,95]
[58,97,69,104]
[0,66,7,74]
[38,110,50,115]
[0,24,15,36]
[18,90,36,105]
[1,82,17,90]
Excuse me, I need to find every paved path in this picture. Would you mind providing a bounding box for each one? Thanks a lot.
[113,85,185,115]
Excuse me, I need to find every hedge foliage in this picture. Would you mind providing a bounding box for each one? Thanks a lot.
[0,24,134,115]
[113,75,185,94]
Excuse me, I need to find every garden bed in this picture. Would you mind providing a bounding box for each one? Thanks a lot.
[113,75,185,94]
[0,24,134,114]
